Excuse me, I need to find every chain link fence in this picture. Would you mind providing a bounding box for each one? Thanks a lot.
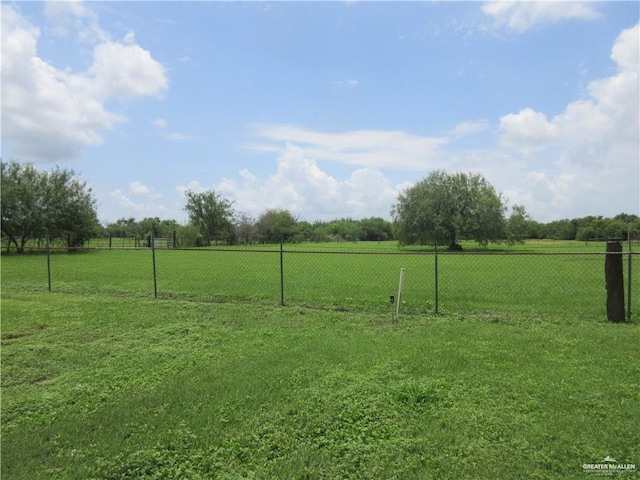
[2,241,638,321]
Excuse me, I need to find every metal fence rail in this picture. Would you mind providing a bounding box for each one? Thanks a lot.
[2,244,638,321]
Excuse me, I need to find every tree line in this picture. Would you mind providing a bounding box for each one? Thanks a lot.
[103,209,395,247]
[2,161,638,252]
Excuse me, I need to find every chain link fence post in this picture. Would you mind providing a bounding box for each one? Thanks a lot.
[280,236,285,306]
[628,229,633,322]
[47,234,52,292]
[434,240,439,315]
[152,236,158,299]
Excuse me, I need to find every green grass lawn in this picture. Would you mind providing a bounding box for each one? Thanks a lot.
[1,289,638,479]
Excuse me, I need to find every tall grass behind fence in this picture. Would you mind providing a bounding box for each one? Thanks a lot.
[1,244,638,320]
[282,251,433,313]
[11,249,155,298]
[154,249,282,303]
[437,252,614,318]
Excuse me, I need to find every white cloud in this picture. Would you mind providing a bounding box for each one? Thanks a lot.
[109,189,170,218]
[482,1,600,32]
[500,24,638,153]
[1,4,168,162]
[87,40,168,99]
[129,181,152,197]
[176,180,206,195]
[151,118,195,141]
[212,143,406,221]
[333,79,359,89]
[107,180,166,220]
[611,24,639,71]
[109,189,139,210]
[43,0,108,42]
[123,31,136,45]
[153,118,167,129]
[239,169,256,182]
[497,23,639,219]
[248,124,448,170]
[499,108,558,148]
[504,170,575,215]
[166,132,196,141]
[450,120,491,138]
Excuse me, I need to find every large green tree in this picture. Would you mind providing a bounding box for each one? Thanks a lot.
[256,209,298,243]
[505,205,532,246]
[392,170,506,248]
[183,190,234,245]
[359,217,394,241]
[319,217,362,242]
[1,161,99,252]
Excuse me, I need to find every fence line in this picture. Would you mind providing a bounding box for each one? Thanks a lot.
[2,243,638,321]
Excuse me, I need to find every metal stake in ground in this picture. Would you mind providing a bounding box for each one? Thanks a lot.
[396,268,405,317]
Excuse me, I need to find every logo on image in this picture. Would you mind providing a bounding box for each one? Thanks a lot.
[583,456,636,476]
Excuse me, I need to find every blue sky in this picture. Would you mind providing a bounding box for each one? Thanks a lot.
[2,1,639,225]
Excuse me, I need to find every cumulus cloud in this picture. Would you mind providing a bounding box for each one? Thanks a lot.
[109,189,170,218]
[1,4,168,162]
[176,180,206,195]
[129,181,153,197]
[43,0,107,42]
[498,23,639,219]
[108,180,166,219]
[153,118,168,129]
[499,108,558,149]
[499,23,638,153]
[482,1,600,32]
[211,143,406,221]
[87,41,168,99]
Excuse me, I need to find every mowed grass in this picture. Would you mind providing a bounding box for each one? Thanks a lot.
[2,240,638,319]
[1,289,639,479]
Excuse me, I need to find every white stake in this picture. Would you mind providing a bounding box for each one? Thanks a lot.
[396,268,405,316]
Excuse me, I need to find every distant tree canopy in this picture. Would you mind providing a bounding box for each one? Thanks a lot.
[505,205,531,246]
[100,208,638,249]
[392,171,506,248]
[183,190,234,245]
[1,160,99,252]
[257,209,298,243]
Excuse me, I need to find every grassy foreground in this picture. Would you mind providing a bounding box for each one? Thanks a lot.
[2,290,639,479]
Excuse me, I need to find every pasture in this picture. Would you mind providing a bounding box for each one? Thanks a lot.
[1,241,639,478]
[2,239,638,319]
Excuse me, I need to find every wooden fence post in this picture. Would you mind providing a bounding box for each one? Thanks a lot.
[605,240,625,322]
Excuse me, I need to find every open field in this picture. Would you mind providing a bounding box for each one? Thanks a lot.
[2,289,639,479]
[16,237,640,252]
[2,240,638,320]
